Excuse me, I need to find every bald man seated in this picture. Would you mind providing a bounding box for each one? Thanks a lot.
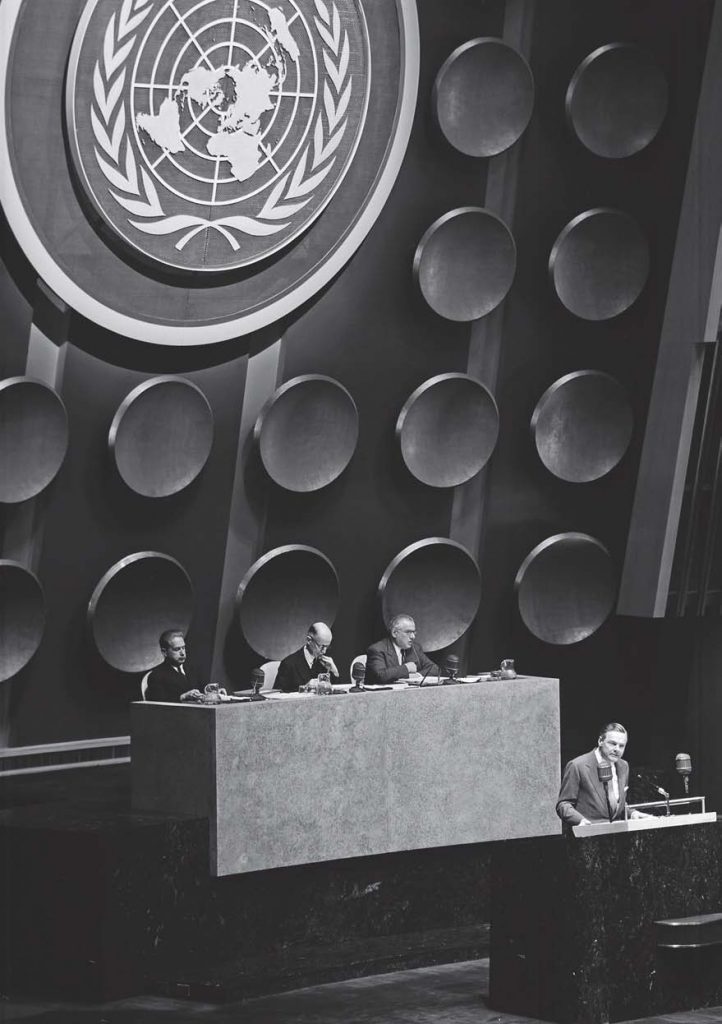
[365,614,438,686]
[276,622,340,693]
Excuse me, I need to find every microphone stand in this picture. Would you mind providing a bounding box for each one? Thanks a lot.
[635,773,670,816]
[605,790,614,823]
[598,763,614,822]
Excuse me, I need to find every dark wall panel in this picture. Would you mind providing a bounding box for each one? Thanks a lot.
[7,346,247,744]
[260,0,506,672]
[466,0,713,767]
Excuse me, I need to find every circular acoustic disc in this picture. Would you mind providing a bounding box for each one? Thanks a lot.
[379,538,480,651]
[255,376,358,492]
[236,545,339,659]
[433,37,534,157]
[566,43,668,159]
[549,208,649,320]
[414,207,516,322]
[531,371,633,482]
[88,552,193,672]
[0,377,68,503]
[515,533,616,644]
[109,377,213,498]
[0,560,45,681]
[396,373,499,487]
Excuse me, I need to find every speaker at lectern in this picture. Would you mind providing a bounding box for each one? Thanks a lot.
[491,759,721,1024]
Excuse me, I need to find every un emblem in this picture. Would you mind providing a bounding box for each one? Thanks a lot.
[1,0,416,342]
[67,0,369,272]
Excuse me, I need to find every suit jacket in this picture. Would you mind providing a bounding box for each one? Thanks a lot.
[556,749,629,826]
[365,637,438,686]
[145,661,200,703]
[276,647,327,693]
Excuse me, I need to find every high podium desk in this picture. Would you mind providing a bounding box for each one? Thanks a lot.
[490,812,722,1024]
[131,675,560,876]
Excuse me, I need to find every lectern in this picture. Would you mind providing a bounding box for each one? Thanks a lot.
[490,814,722,1024]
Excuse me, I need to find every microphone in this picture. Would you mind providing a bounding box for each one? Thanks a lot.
[250,667,266,701]
[350,661,365,692]
[597,761,613,821]
[635,772,670,800]
[675,753,692,795]
[444,654,459,681]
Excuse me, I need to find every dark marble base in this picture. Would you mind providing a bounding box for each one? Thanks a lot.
[154,925,489,1003]
[0,802,205,1000]
[0,767,491,1002]
[489,821,722,1024]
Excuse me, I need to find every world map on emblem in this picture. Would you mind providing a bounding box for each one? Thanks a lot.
[67,0,370,272]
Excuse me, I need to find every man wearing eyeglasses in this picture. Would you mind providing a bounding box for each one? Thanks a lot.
[276,622,340,693]
[365,614,438,686]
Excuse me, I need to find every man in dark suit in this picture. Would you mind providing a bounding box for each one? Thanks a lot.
[276,622,339,693]
[556,722,650,826]
[145,630,203,703]
[365,613,438,686]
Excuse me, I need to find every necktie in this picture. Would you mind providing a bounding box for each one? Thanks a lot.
[607,780,618,816]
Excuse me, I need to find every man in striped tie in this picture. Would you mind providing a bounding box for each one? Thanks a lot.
[556,722,651,827]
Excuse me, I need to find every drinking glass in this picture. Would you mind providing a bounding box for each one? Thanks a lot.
[500,659,516,679]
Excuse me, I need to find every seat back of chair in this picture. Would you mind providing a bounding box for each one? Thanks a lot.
[259,660,280,691]
[349,654,367,684]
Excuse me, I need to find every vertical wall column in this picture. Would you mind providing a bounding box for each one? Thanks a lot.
[618,0,722,616]
[210,336,285,688]
[449,0,535,661]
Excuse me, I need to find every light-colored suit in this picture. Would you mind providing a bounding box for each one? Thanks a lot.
[556,749,629,825]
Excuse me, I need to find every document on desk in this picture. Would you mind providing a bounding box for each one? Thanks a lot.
[364,682,409,691]
[263,691,306,700]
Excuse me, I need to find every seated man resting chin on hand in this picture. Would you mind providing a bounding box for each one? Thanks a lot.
[276,622,339,693]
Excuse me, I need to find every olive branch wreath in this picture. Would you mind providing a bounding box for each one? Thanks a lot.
[91,0,351,252]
